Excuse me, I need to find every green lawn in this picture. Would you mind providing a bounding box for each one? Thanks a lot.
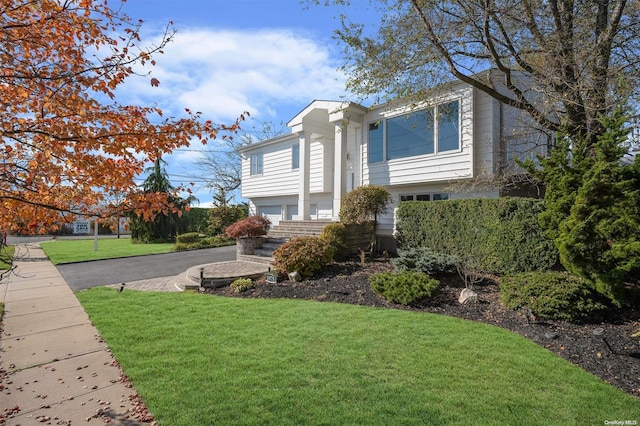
[40,238,174,264]
[78,288,640,426]
[0,244,14,270]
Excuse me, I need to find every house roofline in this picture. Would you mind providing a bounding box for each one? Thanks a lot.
[236,132,298,153]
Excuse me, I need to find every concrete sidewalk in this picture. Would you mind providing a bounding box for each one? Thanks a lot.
[0,244,153,425]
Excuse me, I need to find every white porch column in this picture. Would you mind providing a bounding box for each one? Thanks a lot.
[333,122,348,219]
[298,131,311,220]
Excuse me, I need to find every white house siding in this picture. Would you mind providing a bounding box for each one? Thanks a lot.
[241,137,331,199]
[362,86,474,187]
[241,136,300,199]
[309,139,327,193]
[502,105,549,169]
[256,205,283,226]
[472,89,501,177]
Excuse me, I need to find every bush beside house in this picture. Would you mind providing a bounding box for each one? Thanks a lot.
[396,197,558,275]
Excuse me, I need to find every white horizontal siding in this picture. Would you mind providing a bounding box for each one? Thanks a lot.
[362,86,474,186]
[241,137,330,198]
[473,89,500,177]
[241,137,299,198]
[309,140,326,193]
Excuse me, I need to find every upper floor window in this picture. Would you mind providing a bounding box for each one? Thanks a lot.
[368,99,460,164]
[292,143,300,170]
[250,152,263,176]
[387,110,434,160]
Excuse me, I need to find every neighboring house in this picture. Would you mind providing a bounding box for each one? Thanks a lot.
[238,71,550,250]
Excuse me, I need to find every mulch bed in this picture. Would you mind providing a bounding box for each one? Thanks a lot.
[204,259,640,399]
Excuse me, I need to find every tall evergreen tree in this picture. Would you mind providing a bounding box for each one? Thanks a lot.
[129,157,193,243]
[525,109,640,305]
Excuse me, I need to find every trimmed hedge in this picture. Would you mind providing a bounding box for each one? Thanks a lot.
[396,197,558,275]
[172,235,233,251]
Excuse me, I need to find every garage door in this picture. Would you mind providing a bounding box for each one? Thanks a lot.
[257,205,282,227]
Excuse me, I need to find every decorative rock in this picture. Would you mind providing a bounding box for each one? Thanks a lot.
[544,332,558,340]
[288,271,302,282]
[458,288,478,305]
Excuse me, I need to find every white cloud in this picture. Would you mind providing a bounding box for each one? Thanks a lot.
[115,27,349,123]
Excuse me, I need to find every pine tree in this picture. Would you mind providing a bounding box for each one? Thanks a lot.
[526,109,640,305]
[129,157,193,243]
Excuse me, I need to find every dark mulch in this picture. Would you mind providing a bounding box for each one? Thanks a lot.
[204,259,640,399]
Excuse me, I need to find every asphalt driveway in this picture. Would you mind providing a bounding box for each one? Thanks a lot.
[55,245,237,291]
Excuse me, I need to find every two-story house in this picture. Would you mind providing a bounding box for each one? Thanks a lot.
[238,71,548,250]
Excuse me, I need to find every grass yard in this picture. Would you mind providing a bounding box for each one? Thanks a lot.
[78,288,640,426]
[0,244,14,270]
[40,238,173,264]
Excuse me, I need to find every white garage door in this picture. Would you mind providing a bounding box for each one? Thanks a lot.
[257,205,282,227]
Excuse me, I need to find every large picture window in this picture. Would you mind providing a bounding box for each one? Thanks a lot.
[250,152,263,176]
[368,99,460,163]
[386,110,434,160]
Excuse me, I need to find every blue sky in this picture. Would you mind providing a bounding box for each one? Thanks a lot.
[111,0,379,206]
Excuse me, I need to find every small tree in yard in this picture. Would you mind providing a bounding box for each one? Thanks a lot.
[523,109,640,306]
[224,215,271,239]
[207,188,248,236]
[339,185,392,225]
[129,157,194,243]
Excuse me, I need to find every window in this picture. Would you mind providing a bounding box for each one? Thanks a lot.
[368,99,460,164]
[387,110,434,160]
[437,101,460,152]
[432,193,449,201]
[292,143,299,170]
[369,122,384,163]
[250,152,263,176]
[399,193,448,202]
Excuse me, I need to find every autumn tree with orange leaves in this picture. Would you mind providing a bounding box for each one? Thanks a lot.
[0,0,246,235]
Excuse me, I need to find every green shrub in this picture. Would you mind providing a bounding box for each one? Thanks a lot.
[172,242,191,252]
[393,248,459,275]
[320,222,347,259]
[176,232,202,244]
[182,207,210,234]
[396,197,558,275]
[172,235,233,251]
[339,185,392,225]
[207,204,248,235]
[273,236,335,278]
[499,271,607,322]
[230,278,253,293]
[522,111,640,306]
[198,236,230,248]
[370,272,440,305]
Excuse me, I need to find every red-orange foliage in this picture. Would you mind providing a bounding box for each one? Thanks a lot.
[224,215,271,239]
[0,0,247,234]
